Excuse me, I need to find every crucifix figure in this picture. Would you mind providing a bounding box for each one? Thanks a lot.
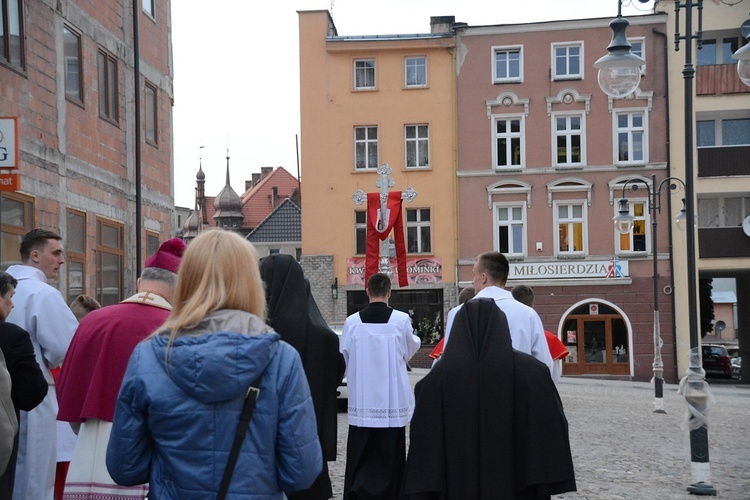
[353,163,417,285]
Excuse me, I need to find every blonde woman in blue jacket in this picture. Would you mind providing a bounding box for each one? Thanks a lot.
[106,230,322,499]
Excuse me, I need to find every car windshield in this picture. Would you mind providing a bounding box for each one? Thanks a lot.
[704,346,727,356]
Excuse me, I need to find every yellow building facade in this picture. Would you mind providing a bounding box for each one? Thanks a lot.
[299,11,458,336]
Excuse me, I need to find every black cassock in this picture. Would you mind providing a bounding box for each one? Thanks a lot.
[260,254,346,500]
[404,299,577,499]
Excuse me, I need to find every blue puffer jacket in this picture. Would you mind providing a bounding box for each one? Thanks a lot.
[106,310,323,499]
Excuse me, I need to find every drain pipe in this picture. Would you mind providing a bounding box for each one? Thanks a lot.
[132,0,142,277]
[654,27,676,383]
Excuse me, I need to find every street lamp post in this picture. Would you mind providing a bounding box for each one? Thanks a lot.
[670,0,717,495]
[599,0,722,494]
[613,174,686,414]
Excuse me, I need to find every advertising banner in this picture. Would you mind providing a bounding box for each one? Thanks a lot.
[346,257,442,286]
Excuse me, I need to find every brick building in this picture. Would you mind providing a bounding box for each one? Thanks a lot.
[0,0,175,305]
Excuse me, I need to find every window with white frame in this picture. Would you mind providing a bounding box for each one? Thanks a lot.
[493,116,523,169]
[552,42,582,80]
[493,46,522,83]
[405,56,427,87]
[354,59,376,89]
[355,210,367,255]
[555,202,586,255]
[629,37,646,74]
[554,113,584,166]
[615,111,646,164]
[494,203,525,256]
[616,199,648,253]
[698,196,750,228]
[406,208,431,254]
[142,0,154,17]
[405,124,429,168]
[354,126,378,170]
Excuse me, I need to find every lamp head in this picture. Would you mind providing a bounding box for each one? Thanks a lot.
[331,277,339,300]
[675,198,688,233]
[613,198,635,234]
[595,16,645,98]
[732,42,750,87]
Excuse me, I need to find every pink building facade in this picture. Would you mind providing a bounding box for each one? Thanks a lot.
[454,15,673,381]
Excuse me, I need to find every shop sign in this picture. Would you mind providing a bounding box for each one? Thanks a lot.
[509,257,628,280]
[346,257,442,286]
[0,173,20,191]
[0,117,19,169]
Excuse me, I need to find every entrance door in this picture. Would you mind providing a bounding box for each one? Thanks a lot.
[562,303,630,376]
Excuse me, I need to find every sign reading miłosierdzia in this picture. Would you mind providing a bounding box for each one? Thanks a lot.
[509,259,629,280]
[0,117,19,169]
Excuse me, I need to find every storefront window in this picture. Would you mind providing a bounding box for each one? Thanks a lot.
[347,288,444,343]
[562,301,629,376]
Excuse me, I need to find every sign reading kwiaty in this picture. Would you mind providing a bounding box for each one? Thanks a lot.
[509,257,628,280]
[346,257,442,286]
[0,117,19,169]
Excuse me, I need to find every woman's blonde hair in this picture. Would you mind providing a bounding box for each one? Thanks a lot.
[163,230,266,334]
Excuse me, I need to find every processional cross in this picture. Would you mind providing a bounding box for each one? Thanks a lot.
[352,163,417,278]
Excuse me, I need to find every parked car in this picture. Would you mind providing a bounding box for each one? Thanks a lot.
[331,325,347,403]
[731,356,741,379]
[701,344,733,379]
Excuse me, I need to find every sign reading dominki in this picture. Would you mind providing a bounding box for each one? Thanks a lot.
[346,257,442,286]
[0,117,19,169]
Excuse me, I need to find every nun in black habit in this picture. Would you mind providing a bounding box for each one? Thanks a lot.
[403,299,576,499]
[260,254,346,500]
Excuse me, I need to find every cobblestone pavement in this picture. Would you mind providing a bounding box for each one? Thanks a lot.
[330,369,750,499]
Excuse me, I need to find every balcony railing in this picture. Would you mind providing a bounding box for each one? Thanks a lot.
[697,145,750,177]
[699,227,750,258]
[696,64,750,96]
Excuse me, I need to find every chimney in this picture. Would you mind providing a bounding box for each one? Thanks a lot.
[245,180,253,191]
[251,173,260,186]
[430,16,455,34]
[261,166,273,178]
[271,186,278,208]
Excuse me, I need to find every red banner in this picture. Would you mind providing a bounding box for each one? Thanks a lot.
[366,192,408,287]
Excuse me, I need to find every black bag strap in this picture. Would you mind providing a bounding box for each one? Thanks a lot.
[217,375,263,500]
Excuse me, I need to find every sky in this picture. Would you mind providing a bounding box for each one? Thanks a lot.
[171,0,656,208]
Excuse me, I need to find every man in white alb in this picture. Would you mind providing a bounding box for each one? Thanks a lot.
[443,251,553,371]
[6,229,79,500]
[339,273,421,499]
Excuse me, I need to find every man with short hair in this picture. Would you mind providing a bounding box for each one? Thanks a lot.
[511,284,570,384]
[56,238,186,499]
[340,273,421,499]
[6,229,79,500]
[0,271,48,497]
[444,252,552,370]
